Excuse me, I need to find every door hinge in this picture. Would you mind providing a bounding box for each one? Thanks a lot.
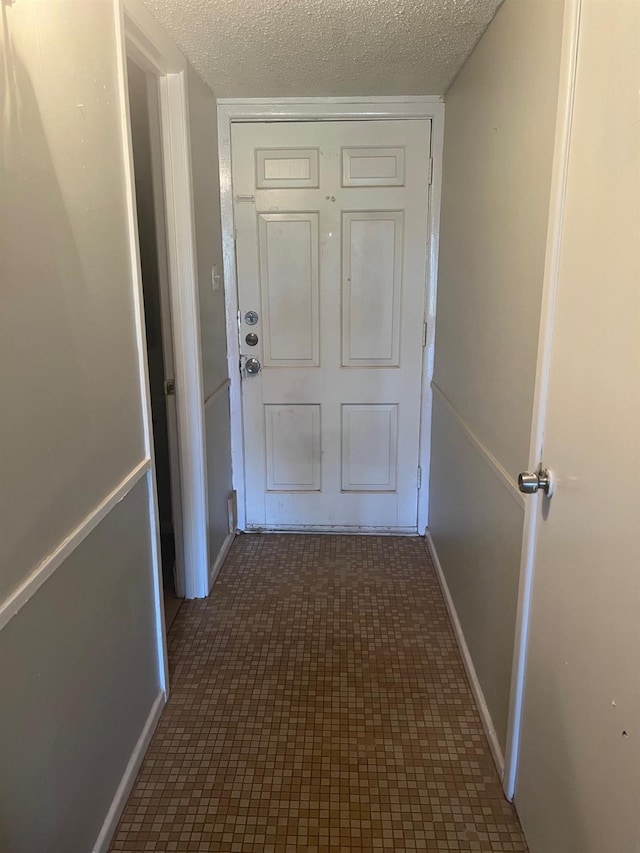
[422,321,428,348]
[164,378,176,396]
[428,158,433,185]
[417,466,422,489]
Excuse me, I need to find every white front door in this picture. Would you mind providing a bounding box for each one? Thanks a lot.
[515,3,640,851]
[232,120,432,531]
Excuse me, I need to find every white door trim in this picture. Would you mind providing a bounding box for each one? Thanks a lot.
[218,98,445,534]
[502,0,583,801]
[118,0,210,611]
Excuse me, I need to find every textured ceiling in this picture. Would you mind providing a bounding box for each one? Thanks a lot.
[142,0,503,97]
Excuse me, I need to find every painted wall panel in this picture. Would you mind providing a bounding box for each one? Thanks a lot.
[0,0,146,602]
[205,388,234,566]
[0,4,165,850]
[431,0,566,753]
[0,480,158,853]
[435,0,564,478]
[187,64,229,399]
[186,63,234,572]
[429,395,524,749]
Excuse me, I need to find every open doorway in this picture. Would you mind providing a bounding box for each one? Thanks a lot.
[127,57,184,630]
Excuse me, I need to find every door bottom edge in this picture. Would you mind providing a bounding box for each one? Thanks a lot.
[244,524,419,536]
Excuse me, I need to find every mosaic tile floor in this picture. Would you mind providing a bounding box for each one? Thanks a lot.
[110,535,527,852]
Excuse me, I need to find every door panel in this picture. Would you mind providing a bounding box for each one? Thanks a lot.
[258,213,320,366]
[232,120,431,530]
[341,404,398,492]
[342,212,403,366]
[342,147,406,187]
[256,148,320,189]
[265,405,321,491]
[515,3,640,851]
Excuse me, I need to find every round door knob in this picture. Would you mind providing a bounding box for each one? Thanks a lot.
[518,472,541,494]
[245,357,261,376]
[518,467,554,496]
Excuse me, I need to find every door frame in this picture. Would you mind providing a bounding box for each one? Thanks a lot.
[117,0,210,604]
[218,97,445,533]
[502,0,582,801]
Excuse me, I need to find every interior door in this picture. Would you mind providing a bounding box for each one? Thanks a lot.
[515,3,640,851]
[145,70,185,596]
[232,120,432,531]
[128,58,185,596]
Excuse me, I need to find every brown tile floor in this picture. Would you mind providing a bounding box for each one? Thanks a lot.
[110,535,527,852]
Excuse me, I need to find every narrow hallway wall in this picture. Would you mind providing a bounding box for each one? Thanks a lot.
[186,66,234,575]
[0,1,160,850]
[0,1,234,844]
[429,0,565,756]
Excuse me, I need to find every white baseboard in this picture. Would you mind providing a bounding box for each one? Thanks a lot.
[92,691,165,853]
[208,531,235,589]
[426,532,505,779]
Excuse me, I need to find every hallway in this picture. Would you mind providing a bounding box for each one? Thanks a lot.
[109,536,526,852]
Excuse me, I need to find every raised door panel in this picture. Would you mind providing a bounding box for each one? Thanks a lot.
[258,213,320,367]
[341,404,398,491]
[342,212,403,367]
[256,148,319,189]
[342,147,406,187]
[265,405,321,491]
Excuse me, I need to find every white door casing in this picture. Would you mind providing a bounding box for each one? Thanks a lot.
[512,1,640,850]
[232,120,432,531]
[123,0,210,602]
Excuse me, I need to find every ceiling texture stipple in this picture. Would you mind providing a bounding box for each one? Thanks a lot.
[143,0,503,98]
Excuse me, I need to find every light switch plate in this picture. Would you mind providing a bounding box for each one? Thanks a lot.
[211,264,221,292]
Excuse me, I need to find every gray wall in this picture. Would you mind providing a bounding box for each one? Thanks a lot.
[0,1,145,602]
[188,65,229,402]
[186,64,234,566]
[0,481,158,852]
[429,0,565,752]
[0,2,161,850]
